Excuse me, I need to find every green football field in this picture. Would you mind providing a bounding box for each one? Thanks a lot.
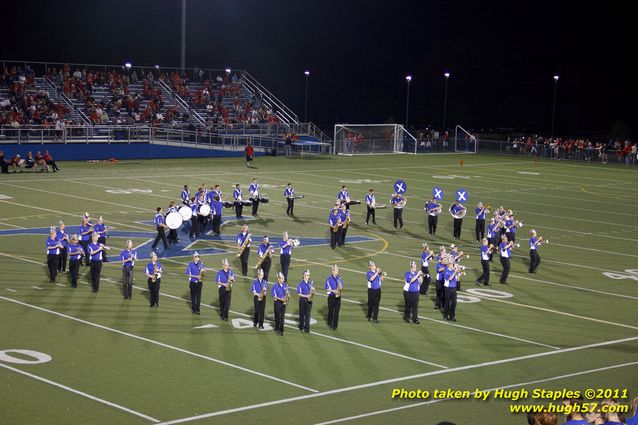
[0,153,636,425]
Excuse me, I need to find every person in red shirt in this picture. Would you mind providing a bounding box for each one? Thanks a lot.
[44,151,60,172]
[245,144,255,167]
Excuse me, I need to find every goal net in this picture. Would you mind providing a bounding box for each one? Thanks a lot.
[334,124,416,154]
[454,125,479,153]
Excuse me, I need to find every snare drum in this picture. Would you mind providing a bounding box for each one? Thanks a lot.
[199,204,211,216]
[166,211,184,230]
[179,205,193,221]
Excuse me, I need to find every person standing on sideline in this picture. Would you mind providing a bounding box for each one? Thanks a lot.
[324,265,344,330]
[120,240,137,300]
[45,227,61,282]
[145,252,162,307]
[366,261,384,322]
[186,252,206,315]
[250,268,268,329]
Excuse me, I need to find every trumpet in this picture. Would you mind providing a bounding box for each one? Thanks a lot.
[254,247,272,269]
[236,233,252,257]
[291,239,300,248]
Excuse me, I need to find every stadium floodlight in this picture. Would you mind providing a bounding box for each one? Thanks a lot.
[551,75,560,138]
[443,72,451,130]
[553,75,560,81]
[124,62,132,70]
[444,72,450,78]
[405,75,412,82]
[304,70,310,76]
[155,65,160,70]
[225,68,231,74]
[405,75,412,128]
[304,71,310,122]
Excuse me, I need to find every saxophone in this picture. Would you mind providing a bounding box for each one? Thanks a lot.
[198,263,206,282]
[225,272,234,292]
[236,233,252,257]
[254,245,272,269]
[307,281,316,302]
[151,262,158,283]
[335,278,343,298]
[283,288,290,305]
[257,282,267,301]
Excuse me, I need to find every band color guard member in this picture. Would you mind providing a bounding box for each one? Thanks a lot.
[46,227,61,282]
[366,261,384,323]
[250,268,268,328]
[403,261,423,324]
[186,252,206,314]
[233,184,243,218]
[450,201,467,240]
[420,243,433,295]
[236,225,251,276]
[329,207,341,249]
[248,177,260,216]
[337,185,350,209]
[216,259,235,321]
[145,252,162,307]
[499,234,516,284]
[120,240,137,299]
[56,221,69,274]
[151,207,168,252]
[67,235,83,288]
[443,258,460,321]
[425,198,441,236]
[365,188,377,225]
[78,216,92,266]
[475,238,492,286]
[391,192,406,229]
[325,265,344,330]
[475,202,488,242]
[284,182,295,216]
[279,231,293,280]
[296,270,313,333]
[528,229,544,273]
[88,232,109,292]
[434,246,447,309]
[211,195,223,236]
[94,216,109,262]
[338,203,350,246]
[181,185,190,205]
[257,236,275,280]
[271,272,288,336]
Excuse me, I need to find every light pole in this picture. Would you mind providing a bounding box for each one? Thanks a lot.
[304,70,310,122]
[442,72,450,131]
[405,75,412,128]
[551,75,559,139]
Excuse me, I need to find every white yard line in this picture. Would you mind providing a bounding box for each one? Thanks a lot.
[0,296,318,393]
[0,362,160,423]
[153,337,638,425]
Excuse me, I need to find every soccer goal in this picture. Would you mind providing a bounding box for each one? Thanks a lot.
[334,124,418,154]
[454,125,479,153]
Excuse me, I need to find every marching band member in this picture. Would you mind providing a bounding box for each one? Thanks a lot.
[166,201,179,245]
[271,272,288,336]
[337,185,350,209]
[211,195,223,236]
[56,221,69,274]
[475,202,488,242]
[328,207,341,249]
[233,183,244,218]
[120,240,137,300]
[205,185,216,205]
[434,246,447,309]
[186,252,206,315]
[528,229,544,273]
[486,218,499,261]
[151,207,169,252]
[236,224,251,276]
[145,252,162,307]
[403,261,423,324]
[499,234,516,284]
[449,201,467,240]
[475,238,492,286]
[46,227,61,282]
[339,203,350,247]
[181,184,190,205]
[78,216,93,266]
[248,177,260,216]
[420,243,433,295]
[197,190,209,232]
[188,197,199,239]
[250,268,268,328]
[366,261,384,323]
[216,258,235,321]
[88,232,109,292]
[296,270,314,333]
[257,236,275,280]
[284,182,295,216]
[365,188,377,225]
[94,216,109,262]
[505,214,518,242]
[212,184,222,201]
[425,198,441,235]
[443,258,461,321]
[325,265,344,330]
[67,235,83,288]
[279,231,293,280]
[391,192,406,229]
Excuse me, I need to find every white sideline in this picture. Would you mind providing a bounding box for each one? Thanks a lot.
[0,296,318,393]
[153,336,638,425]
[0,362,160,423]
[312,361,638,425]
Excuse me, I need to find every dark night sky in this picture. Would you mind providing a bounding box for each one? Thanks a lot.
[4,1,636,135]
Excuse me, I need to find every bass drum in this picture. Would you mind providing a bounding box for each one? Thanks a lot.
[199,204,211,216]
[166,211,184,230]
[179,205,193,221]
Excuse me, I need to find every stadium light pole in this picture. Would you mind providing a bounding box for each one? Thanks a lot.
[442,72,450,131]
[551,75,559,139]
[304,70,310,122]
[180,0,186,71]
[405,75,412,128]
